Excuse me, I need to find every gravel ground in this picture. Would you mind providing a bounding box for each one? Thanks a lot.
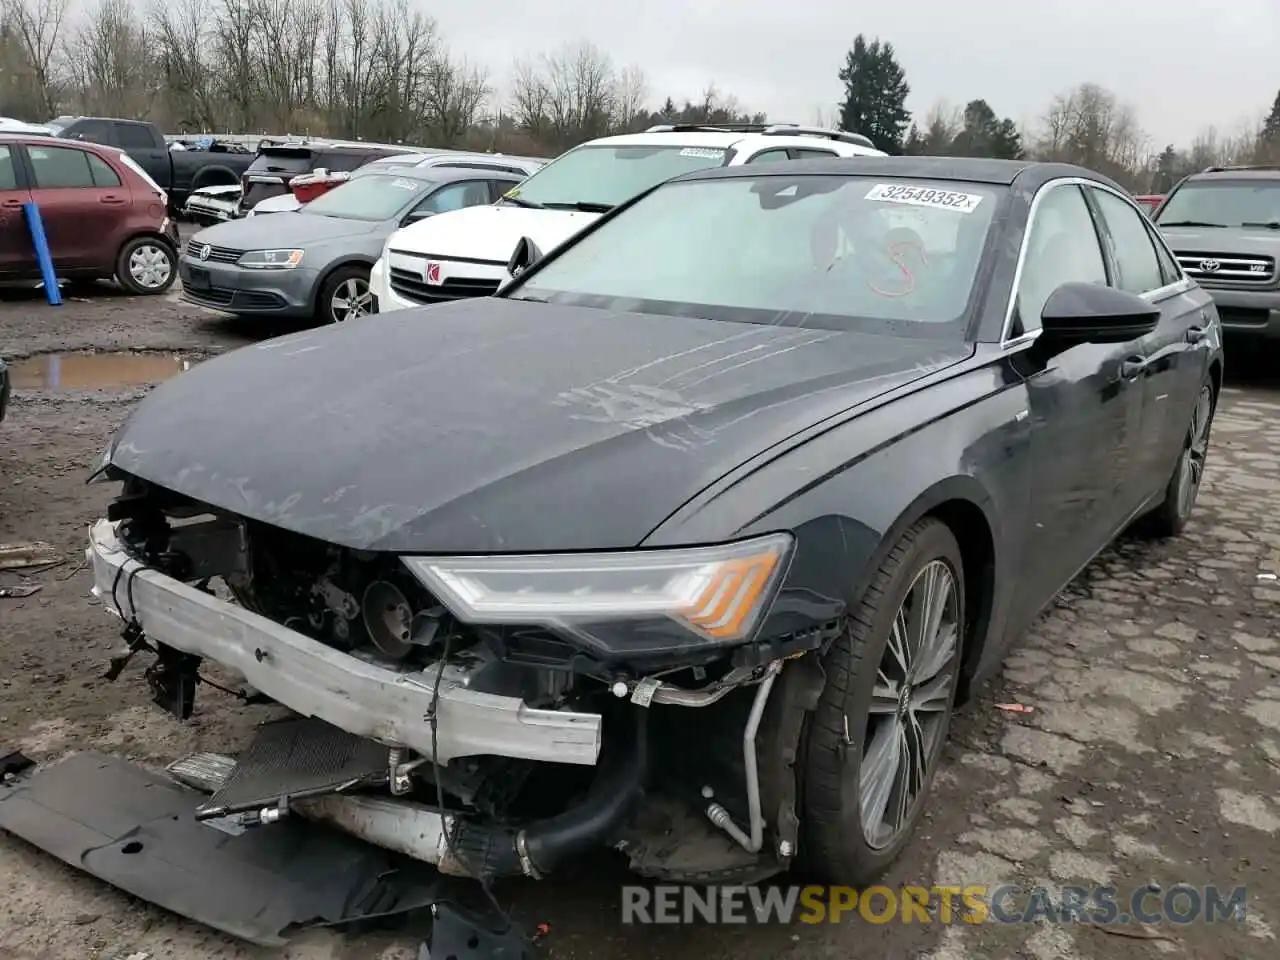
[2,270,1279,960]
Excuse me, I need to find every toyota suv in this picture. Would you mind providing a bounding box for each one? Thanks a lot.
[369,124,886,311]
[1153,165,1280,338]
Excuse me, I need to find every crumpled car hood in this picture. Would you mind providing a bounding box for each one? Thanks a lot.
[108,299,969,553]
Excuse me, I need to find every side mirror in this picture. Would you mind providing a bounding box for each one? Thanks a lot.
[402,209,434,226]
[507,236,543,278]
[1040,282,1160,345]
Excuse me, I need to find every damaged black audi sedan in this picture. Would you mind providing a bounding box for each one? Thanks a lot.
[87,156,1221,889]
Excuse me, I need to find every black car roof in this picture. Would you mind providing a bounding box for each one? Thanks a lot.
[672,155,1127,193]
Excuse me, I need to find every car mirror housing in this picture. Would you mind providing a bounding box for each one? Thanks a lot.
[402,209,434,225]
[507,236,543,278]
[1039,282,1161,345]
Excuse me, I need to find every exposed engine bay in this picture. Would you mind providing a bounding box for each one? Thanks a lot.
[92,475,840,884]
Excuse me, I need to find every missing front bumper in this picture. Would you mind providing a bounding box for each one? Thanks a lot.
[86,518,602,767]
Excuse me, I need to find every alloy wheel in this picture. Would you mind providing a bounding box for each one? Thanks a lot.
[855,559,960,850]
[1176,385,1213,519]
[128,243,173,289]
[330,277,373,322]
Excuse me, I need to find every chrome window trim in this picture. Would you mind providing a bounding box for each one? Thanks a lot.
[1000,176,1193,349]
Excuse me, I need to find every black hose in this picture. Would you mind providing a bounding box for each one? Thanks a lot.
[450,705,650,879]
[520,705,649,875]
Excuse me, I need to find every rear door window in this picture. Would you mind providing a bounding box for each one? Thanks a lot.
[67,119,111,143]
[113,122,159,150]
[791,147,838,159]
[87,153,121,187]
[28,145,99,189]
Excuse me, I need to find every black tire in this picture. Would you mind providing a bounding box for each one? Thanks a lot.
[116,236,177,295]
[802,517,965,886]
[1140,377,1216,539]
[316,264,373,324]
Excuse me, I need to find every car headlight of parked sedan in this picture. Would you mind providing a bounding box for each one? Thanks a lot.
[236,249,305,269]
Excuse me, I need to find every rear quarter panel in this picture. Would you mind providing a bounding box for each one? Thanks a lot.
[644,352,1035,685]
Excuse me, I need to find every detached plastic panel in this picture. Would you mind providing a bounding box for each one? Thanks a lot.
[0,751,446,945]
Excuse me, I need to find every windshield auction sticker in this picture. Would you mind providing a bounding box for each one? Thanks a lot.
[865,184,984,213]
[679,147,727,159]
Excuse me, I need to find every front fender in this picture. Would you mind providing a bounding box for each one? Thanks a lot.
[644,358,1034,683]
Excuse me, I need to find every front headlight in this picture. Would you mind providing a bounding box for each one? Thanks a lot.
[237,248,303,269]
[402,533,792,647]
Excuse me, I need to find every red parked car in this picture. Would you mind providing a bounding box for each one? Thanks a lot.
[1134,194,1165,215]
[0,133,180,294]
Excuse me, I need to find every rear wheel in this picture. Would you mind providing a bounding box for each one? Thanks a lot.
[803,518,964,885]
[1141,378,1215,539]
[318,265,373,324]
[116,237,176,295]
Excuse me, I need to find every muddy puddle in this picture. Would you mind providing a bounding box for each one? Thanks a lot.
[9,352,194,391]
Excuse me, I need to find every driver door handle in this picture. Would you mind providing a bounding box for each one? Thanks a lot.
[1120,356,1148,381]
[1185,326,1208,344]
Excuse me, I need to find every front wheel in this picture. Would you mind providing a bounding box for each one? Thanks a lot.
[116,237,177,295]
[318,265,373,324]
[802,518,965,885]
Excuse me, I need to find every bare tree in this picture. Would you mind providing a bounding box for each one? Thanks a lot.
[612,64,647,132]
[149,0,219,130]
[66,0,156,118]
[1033,83,1148,186]
[3,0,70,116]
[422,52,490,145]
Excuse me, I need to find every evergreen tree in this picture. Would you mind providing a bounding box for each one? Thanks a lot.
[1152,144,1180,193]
[1263,90,1280,144]
[950,100,1022,159]
[837,35,911,154]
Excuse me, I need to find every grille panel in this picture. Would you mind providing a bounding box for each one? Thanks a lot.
[389,265,501,305]
[185,239,243,264]
[1175,251,1276,284]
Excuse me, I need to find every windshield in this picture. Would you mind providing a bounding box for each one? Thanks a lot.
[503,144,730,210]
[302,174,434,221]
[1156,180,1280,227]
[512,175,1001,336]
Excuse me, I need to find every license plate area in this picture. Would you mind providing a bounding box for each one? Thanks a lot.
[186,267,211,291]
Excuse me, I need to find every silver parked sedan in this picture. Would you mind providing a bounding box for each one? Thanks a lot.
[178,165,523,324]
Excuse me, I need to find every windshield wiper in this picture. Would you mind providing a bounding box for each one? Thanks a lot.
[500,194,546,209]
[1242,220,1280,230]
[543,201,614,213]
[1158,220,1227,228]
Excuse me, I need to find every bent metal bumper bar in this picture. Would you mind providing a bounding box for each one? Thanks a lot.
[86,519,602,767]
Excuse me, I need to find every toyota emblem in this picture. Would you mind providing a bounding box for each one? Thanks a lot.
[1199,259,1220,273]
[198,244,212,261]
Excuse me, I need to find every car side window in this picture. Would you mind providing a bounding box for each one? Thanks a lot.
[1143,219,1182,287]
[488,179,517,202]
[791,147,838,159]
[1014,184,1108,335]
[0,145,17,190]
[113,122,157,150]
[69,119,111,143]
[745,149,790,164]
[415,181,492,215]
[1089,187,1165,294]
[28,145,99,189]
[87,154,121,187]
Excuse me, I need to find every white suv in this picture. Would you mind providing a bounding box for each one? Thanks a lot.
[370,124,885,312]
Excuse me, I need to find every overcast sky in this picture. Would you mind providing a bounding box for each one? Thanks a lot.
[432,0,1278,149]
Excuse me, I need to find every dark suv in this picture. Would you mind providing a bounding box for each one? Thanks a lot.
[1153,165,1280,338]
[238,140,411,214]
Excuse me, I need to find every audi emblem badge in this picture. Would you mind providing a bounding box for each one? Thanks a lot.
[198,244,212,261]
[1199,259,1220,273]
